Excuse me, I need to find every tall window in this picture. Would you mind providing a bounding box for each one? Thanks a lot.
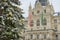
[56,35,58,40]
[0,9,2,16]
[44,10,46,13]
[43,18,47,25]
[54,19,57,23]
[44,34,46,39]
[23,36,25,40]
[0,17,2,24]
[37,35,39,39]
[31,34,33,39]
[54,25,57,31]
[37,20,40,26]
[55,25,57,29]
[37,10,40,13]
[32,12,34,15]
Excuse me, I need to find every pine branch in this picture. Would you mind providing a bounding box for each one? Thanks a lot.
[8,0,20,8]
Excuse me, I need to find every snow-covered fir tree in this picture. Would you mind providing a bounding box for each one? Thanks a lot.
[0,0,24,40]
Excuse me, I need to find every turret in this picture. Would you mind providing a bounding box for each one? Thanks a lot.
[29,3,32,11]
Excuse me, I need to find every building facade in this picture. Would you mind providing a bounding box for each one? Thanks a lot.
[23,0,60,40]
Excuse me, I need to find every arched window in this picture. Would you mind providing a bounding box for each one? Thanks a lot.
[37,19,40,26]
[43,18,47,25]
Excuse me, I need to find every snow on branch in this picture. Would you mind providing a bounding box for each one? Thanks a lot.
[9,0,20,8]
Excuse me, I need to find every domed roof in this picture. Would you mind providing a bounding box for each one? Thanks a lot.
[35,0,48,6]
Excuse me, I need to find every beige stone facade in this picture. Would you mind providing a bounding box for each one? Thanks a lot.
[23,0,60,40]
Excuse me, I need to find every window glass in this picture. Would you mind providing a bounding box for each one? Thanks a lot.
[44,34,46,39]
[54,25,57,31]
[56,35,58,40]
[37,20,40,26]
[44,10,46,13]
[54,19,57,23]
[37,11,40,13]
[23,36,25,40]
[32,12,34,15]
[37,35,39,39]
[43,18,47,25]
[31,34,33,39]
[0,17,2,24]
[0,10,2,16]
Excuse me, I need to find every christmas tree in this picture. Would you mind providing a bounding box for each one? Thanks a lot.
[0,0,24,40]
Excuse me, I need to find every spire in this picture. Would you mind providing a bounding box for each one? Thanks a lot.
[28,11,33,27]
[29,3,32,11]
[28,3,33,27]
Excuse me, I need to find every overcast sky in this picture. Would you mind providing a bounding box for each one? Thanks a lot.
[20,0,60,17]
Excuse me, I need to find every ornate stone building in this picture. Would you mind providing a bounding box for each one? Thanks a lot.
[23,0,60,40]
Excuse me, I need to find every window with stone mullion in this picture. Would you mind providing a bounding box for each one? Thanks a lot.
[44,34,46,39]
[31,34,33,39]
[37,35,39,39]
[37,20,40,26]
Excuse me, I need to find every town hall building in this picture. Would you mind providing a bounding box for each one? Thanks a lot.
[23,0,60,40]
